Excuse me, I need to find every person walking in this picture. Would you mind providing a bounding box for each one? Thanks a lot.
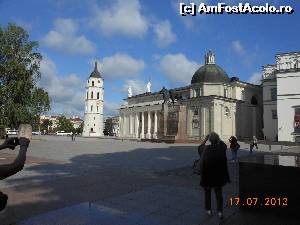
[198,132,230,219]
[249,136,258,154]
[229,136,239,162]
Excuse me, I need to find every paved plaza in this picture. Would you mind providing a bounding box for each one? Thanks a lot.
[0,136,299,225]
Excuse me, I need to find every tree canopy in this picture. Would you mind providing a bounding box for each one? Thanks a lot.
[0,23,50,128]
[57,116,74,133]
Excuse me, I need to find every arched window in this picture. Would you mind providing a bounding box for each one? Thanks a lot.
[91,91,93,99]
[92,81,94,86]
[91,105,93,112]
[97,92,100,99]
[86,92,88,99]
[251,96,258,105]
[97,106,99,112]
[90,128,93,132]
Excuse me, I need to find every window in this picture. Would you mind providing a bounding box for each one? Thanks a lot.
[86,92,88,99]
[271,88,277,101]
[224,107,230,117]
[90,128,93,132]
[92,81,94,86]
[224,89,228,98]
[272,110,277,119]
[251,96,258,105]
[94,117,95,120]
[97,106,99,112]
[91,91,93,99]
[98,80,100,83]
[193,109,198,116]
[91,105,93,112]
[97,92,100,99]
[295,108,300,133]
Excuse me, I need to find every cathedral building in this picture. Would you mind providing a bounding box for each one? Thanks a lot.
[119,51,263,142]
[83,62,104,137]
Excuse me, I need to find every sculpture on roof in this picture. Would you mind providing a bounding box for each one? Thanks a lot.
[128,86,132,97]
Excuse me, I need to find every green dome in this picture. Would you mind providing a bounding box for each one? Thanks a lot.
[191,64,229,84]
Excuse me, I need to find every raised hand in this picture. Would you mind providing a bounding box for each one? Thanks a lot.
[3,137,19,150]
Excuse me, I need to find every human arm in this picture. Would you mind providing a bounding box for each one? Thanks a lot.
[0,138,30,180]
[198,135,209,157]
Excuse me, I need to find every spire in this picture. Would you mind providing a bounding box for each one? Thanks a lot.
[94,61,98,72]
[205,50,215,65]
[90,61,102,78]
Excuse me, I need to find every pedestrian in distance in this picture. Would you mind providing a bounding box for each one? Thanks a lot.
[249,136,258,154]
[198,132,230,220]
[229,136,240,162]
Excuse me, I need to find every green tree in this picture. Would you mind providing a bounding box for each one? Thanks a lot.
[57,116,73,133]
[31,88,51,131]
[0,23,50,128]
[76,122,84,134]
[41,119,52,134]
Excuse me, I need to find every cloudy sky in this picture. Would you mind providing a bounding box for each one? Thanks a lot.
[0,0,299,117]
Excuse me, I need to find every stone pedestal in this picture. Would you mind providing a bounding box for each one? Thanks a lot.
[160,103,187,143]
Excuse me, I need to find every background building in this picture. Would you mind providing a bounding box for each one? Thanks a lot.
[119,51,263,142]
[104,116,120,136]
[82,62,104,137]
[262,51,300,142]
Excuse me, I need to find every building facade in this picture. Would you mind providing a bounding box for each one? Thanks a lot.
[82,62,104,137]
[262,51,300,142]
[104,116,120,136]
[119,51,263,142]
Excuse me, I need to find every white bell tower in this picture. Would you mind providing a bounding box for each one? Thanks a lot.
[83,62,104,137]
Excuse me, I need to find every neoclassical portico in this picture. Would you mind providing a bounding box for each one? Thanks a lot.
[119,102,162,139]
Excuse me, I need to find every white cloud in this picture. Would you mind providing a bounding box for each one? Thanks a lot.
[153,20,176,48]
[159,53,200,85]
[232,40,245,55]
[38,56,85,116]
[248,72,262,85]
[122,79,147,96]
[43,18,96,55]
[104,101,121,116]
[91,53,145,79]
[89,0,148,37]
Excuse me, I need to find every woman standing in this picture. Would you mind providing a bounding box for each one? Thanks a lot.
[198,132,230,219]
[229,136,239,162]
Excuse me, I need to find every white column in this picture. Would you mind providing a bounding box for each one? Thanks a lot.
[153,111,158,139]
[119,115,122,137]
[135,112,139,138]
[201,107,206,138]
[129,113,133,137]
[140,112,145,138]
[123,115,127,137]
[147,111,151,139]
